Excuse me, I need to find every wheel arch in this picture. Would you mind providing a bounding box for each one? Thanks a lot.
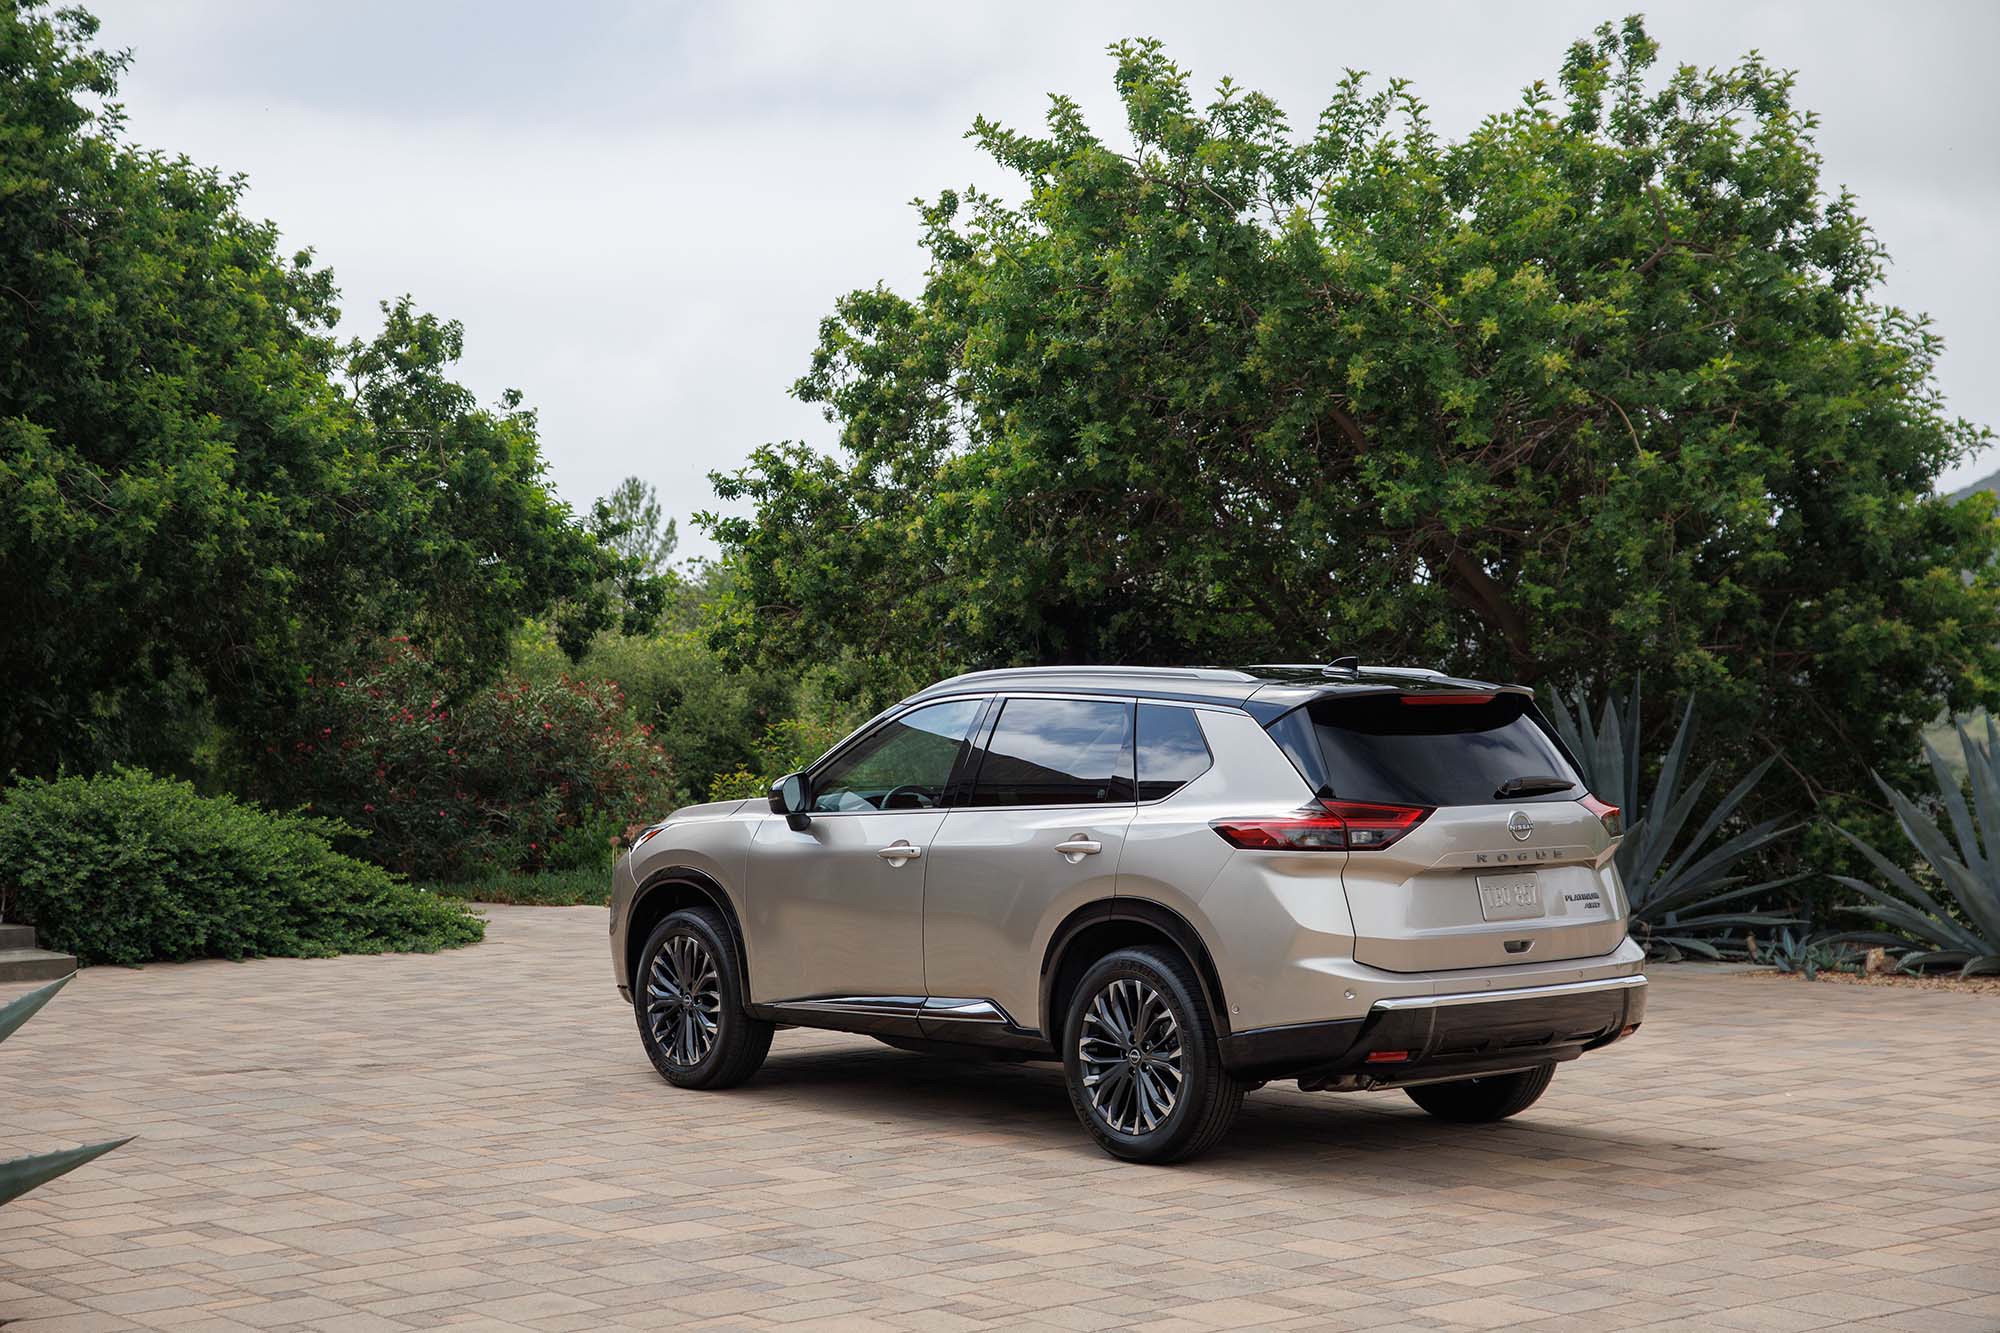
[1040,898,1232,1042]
[625,867,751,1000]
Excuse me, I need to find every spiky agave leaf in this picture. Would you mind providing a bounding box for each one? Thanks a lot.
[0,973,72,1046]
[0,1138,131,1209]
[1546,684,1793,958]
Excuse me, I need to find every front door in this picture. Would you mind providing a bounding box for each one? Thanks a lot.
[745,697,984,1005]
[925,696,1137,1031]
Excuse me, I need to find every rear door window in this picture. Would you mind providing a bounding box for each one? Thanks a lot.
[1279,693,1581,807]
[1136,704,1212,801]
[970,698,1134,807]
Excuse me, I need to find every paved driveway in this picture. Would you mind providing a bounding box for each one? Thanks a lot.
[2,906,1996,1332]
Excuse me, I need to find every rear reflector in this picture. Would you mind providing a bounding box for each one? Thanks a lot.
[1365,1050,1410,1064]
[1211,799,1431,852]
[1580,793,1623,838]
[1399,692,1496,706]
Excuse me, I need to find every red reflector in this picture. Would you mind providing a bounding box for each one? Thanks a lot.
[1580,793,1622,838]
[1211,799,1431,852]
[1399,692,1496,706]
[1365,1050,1410,1064]
[1618,1023,1640,1038]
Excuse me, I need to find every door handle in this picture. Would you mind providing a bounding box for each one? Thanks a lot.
[877,841,922,863]
[1054,836,1102,862]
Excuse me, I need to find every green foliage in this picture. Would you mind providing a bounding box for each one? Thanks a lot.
[707,20,2000,852]
[0,769,483,964]
[251,641,676,882]
[0,977,131,1210]
[426,867,610,907]
[708,714,855,802]
[0,3,629,779]
[1828,717,2000,976]
[1748,928,1857,981]
[1547,684,1800,958]
[600,476,678,581]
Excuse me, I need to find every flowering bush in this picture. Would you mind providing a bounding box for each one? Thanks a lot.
[261,642,675,881]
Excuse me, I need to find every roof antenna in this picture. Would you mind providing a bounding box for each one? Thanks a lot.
[1324,655,1361,674]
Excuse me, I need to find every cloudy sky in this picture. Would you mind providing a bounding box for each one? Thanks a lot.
[86,1,2000,560]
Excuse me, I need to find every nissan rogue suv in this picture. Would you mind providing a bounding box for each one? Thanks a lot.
[608,663,1646,1163]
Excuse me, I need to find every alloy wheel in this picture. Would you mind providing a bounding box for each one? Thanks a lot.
[646,932,721,1069]
[1077,977,1183,1135]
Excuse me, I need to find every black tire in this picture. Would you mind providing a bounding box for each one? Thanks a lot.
[1061,946,1244,1164]
[1404,1064,1556,1123]
[634,907,772,1090]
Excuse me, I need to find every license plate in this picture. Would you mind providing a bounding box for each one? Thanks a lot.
[1476,873,1542,922]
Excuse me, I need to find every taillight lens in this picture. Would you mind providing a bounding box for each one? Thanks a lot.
[1580,794,1621,838]
[1212,799,1431,852]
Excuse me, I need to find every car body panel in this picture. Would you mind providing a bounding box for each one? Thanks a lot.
[926,804,1133,1029]
[746,809,940,1002]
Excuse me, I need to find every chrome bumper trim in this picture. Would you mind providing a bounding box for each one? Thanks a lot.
[1371,973,1647,1012]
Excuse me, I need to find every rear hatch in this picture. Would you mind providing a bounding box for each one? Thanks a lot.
[1267,690,1625,972]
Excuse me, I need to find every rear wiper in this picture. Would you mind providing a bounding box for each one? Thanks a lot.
[1494,775,1575,798]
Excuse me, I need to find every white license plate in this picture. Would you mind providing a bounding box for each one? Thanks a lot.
[1476,873,1542,922]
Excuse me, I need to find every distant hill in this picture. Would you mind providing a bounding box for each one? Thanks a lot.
[1951,470,2000,503]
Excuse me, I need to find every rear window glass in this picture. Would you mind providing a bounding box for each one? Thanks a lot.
[1274,693,1581,807]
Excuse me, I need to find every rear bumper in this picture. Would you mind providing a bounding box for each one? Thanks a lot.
[1219,973,1646,1085]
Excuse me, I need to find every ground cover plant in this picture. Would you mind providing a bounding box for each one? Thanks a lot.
[0,769,484,965]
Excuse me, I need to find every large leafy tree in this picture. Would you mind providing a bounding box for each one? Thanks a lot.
[709,19,2000,819]
[0,3,627,777]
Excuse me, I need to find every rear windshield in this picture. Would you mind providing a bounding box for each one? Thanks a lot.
[1266,693,1582,807]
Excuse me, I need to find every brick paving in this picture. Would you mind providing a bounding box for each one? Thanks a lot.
[2,905,1997,1332]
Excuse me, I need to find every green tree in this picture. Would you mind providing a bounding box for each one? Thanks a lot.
[0,3,616,777]
[708,20,2000,828]
[601,476,678,579]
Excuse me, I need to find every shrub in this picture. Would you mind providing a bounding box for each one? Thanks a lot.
[0,769,483,965]
[708,715,855,802]
[258,641,675,882]
[1827,717,2000,976]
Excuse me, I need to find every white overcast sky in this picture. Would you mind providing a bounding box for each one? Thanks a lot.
[86,1,2000,561]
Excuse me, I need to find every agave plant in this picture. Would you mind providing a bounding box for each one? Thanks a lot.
[1,975,129,1208]
[1827,716,2000,977]
[1546,682,1801,959]
[1748,927,1858,981]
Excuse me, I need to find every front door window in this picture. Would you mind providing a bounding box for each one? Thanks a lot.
[810,699,983,812]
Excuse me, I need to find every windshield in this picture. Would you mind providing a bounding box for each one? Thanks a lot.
[1267,693,1581,807]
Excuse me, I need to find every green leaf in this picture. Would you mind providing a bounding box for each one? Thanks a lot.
[0,1138,131,1209]
[0,974,71,1046]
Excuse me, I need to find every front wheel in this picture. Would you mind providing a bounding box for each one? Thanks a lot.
[1404,1064,1555,1122]
[635,907,772,1089]
[1062,946,1244,1163]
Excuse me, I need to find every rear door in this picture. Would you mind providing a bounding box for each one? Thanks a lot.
[924,695,1136,1029]
[1284,692,1625,972]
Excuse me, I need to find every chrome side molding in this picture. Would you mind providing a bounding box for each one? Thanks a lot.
[769,995,1016,1024]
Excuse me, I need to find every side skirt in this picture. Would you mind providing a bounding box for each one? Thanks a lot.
[748,995,1055,1058]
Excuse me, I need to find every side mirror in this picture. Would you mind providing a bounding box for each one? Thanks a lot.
[768,772,811,830]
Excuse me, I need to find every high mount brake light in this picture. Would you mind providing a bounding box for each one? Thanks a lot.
[1580,793,1622,839]
[1211,799,1431,852]
[1399,692,1497,706]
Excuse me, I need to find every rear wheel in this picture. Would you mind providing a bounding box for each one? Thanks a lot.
[1404,1064,1555,1122]
[635,907,772,1089]
[1062,946,1244,1163]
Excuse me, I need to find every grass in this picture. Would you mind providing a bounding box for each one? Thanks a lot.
[425,866,611,906]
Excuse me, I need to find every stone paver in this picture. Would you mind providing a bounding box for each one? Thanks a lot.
[2,906,1996,1331]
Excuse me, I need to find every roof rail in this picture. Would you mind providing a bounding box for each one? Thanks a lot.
[931,665,1259,686]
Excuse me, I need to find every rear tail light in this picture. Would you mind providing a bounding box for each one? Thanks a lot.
[1211,799,1431,852]
[1580,794,1622,838]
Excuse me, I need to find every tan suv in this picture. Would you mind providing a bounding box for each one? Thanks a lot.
[608,663,1646,1162]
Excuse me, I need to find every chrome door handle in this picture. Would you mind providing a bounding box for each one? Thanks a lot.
[1054,837,1102,861]
[877,841,922,863]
